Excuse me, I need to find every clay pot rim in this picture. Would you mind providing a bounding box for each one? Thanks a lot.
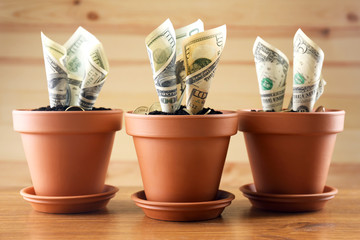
[13,108,123,115]
[125,110,239,138]
[125,110,238,119]
[238,109,345,116]
[238,108,345,134]
[13,109,123,133]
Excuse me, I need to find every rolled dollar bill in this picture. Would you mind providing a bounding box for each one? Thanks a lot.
[41,32,70,107]
[174,19,204,109]
[64,27,100,106]
[315,76,326,102]
[292,29,324,112]
[145,19,177,113]
[78,43,109,110]
[253,37,289,112]
[183,25,227,114]
[288,76,326,111]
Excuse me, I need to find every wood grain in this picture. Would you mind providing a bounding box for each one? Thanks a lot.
[0,0,359,163]
[1,0,360,34]
[0,162,359,239]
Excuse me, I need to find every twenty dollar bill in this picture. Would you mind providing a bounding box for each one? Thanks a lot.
[183,25,227,114]
[174,19,204,109]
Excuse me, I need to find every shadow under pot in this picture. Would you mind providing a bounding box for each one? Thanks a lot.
[12,109,123,197]
[238,109,345,194]
[125,110,238,203]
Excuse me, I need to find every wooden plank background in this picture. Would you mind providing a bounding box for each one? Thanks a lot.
[0,0,359,164]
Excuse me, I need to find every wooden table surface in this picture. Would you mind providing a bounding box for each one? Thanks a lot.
[0,162,359,239]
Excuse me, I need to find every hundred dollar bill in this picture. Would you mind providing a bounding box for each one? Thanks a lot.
[145,19,177,113]
[64,27,100,106]
[183,25,226,114]
[253,37,289,112]
[174,19,204,109]
[41,32,70,107]
[292,29,324,112]
[78,43,109,110]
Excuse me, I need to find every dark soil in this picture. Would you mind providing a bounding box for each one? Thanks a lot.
[250,109,296,112]
[32,106,111,111]
[149,105,222,115]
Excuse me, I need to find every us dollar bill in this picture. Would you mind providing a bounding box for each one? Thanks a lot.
[174,19,204,109]
[41,33,70,107]
[64,27,100,106]
[253,37,289,112]
[315,76,326,101]
[288,76,326,110]
[183,25,226,114]
[292,29,324,112]
[78,43,109,110]
[145,19,177,113]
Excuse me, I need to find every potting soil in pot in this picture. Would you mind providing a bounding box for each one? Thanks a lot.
[32,106,111,111]
[250,109,297,112]
[148,105,222,115]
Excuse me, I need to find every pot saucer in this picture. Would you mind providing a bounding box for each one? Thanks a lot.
[20,184,119,214]
[240,183,338,212]
[131,190,235,221]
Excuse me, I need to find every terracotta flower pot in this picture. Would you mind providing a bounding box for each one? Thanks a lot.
[125,111,238,202]
[13,109,123,196]
[238,109,345,194]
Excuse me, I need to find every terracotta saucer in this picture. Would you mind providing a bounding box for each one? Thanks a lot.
[240,183,338,212]
[20,184,119,214]
[131,190,235,221]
